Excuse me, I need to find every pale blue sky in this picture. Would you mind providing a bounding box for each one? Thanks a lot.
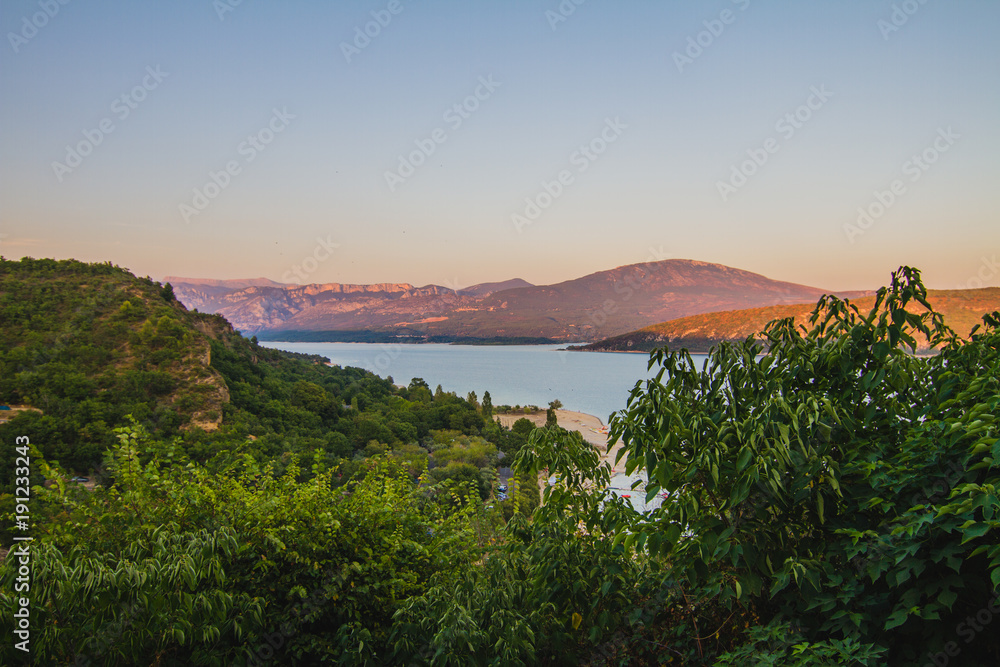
[1,0,998,291]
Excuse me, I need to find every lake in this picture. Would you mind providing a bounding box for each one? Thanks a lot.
[260,342,709,423]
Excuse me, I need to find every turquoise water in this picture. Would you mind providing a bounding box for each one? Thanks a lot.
[260,342,708,423]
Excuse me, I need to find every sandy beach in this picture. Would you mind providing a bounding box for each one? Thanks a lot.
[494,409,629,474]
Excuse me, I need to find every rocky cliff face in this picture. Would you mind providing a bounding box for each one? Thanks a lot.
[171,280,474,333]
[292,282,415,296]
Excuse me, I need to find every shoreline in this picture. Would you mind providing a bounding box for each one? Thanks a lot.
[266,339,652,355]
[494,409,629,474]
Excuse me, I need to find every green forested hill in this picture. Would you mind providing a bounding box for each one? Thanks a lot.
[0,258,532,488]
[0,258,231,472]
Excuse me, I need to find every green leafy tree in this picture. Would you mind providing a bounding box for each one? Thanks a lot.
[609,268,1000,664]
[481,390,493,419]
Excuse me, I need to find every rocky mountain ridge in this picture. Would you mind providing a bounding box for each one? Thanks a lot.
[168,260,869,342]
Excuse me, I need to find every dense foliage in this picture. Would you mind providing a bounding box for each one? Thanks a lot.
[3,423,490,664]
[2,260,998,665]
[609,267,1000,664]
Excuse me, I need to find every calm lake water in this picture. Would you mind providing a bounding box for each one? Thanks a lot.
[261,342,709,423]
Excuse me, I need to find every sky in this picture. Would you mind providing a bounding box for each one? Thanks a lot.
[1,0,998,292]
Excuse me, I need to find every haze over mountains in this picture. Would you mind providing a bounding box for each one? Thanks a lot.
[167,260,870,343]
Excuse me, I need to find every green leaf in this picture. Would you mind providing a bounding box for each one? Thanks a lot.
[736,448,753,472]
[884,608,909,630]
[938,588,958,608]
[961,522,992,544]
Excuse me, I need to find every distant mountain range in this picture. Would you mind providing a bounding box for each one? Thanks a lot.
[575,287,1000,353]
[162,276,286,290]
[166,260,871,343]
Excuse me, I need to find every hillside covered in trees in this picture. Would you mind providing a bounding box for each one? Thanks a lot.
[0,258,537,486]
[1,260,999,666]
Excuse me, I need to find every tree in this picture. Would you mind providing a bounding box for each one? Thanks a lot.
[290,380,331,413]
[608,267,1000,664]
[481,390,493,419]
